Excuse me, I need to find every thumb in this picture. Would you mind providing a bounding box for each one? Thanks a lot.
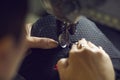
[27,37,58,49]
[57,58,68,72]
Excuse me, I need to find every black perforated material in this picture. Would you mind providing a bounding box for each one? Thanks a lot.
[23,15,120,80]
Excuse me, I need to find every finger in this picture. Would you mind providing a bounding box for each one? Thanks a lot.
[83,40,100,54]
[57,58,68,71]
[99,46,103,51]
[70,38,89,55]
[87,41,99,50]
[78,38,89,49]
[27,37,58,49]
[98,46,108,56]
[70,43,78,52]
[69,43,84,64]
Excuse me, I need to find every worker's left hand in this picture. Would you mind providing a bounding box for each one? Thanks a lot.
[57,39,115,80]
[25,23,58,49]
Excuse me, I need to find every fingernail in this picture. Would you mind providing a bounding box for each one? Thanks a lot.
[75,42,78,45]
[49,39,58,48]
[99,46,103,49]
[81,38,86,40]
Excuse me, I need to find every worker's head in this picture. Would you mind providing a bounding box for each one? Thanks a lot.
[0,0,27,78]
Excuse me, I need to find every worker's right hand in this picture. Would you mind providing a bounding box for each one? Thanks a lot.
[57,39,115,80]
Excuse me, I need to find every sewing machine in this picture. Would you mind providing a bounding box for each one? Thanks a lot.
[19,1,120,80]
[38,0,106,48]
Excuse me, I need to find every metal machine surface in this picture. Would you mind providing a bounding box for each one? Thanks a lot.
[29,0,120,30]
[37,0,106,48]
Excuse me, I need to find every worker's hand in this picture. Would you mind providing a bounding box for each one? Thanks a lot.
[57,39,115,80]
[25,23,58,49]
[0,23,58,80]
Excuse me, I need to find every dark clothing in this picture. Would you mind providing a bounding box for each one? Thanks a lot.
[19,15,120,80]
[14,74,26,80]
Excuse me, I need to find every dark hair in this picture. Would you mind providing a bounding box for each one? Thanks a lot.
[0,0,28,42]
